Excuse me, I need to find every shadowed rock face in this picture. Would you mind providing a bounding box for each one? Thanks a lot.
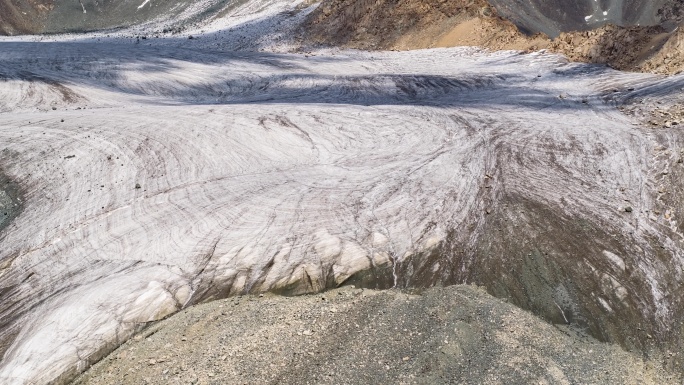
[0,0,51,35]
[488,0,669,37]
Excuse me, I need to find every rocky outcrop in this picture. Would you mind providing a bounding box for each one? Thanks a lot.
[640,28,684,74]
[547,24,670,71]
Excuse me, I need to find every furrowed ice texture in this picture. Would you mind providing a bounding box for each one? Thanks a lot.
[0,0,306,35]
[1,39,684,383]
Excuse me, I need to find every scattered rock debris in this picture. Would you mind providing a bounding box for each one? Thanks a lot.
[71,286,677,385]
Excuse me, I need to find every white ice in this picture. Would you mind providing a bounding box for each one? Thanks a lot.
[0,2,683,384]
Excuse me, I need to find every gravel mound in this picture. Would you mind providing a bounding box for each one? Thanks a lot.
[71,285,678,385]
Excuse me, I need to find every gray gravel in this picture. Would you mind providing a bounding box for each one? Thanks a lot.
[71,285,678,385]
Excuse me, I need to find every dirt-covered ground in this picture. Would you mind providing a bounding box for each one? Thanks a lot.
[70,285,679,385]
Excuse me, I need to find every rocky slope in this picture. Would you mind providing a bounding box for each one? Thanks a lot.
[304,0,545,51]
[70,285,679,385]
[547,25,670,71]
[304,0,684,75]
[0,0,51,35]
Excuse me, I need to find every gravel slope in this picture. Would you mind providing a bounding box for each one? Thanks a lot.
[70,285,678,385]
